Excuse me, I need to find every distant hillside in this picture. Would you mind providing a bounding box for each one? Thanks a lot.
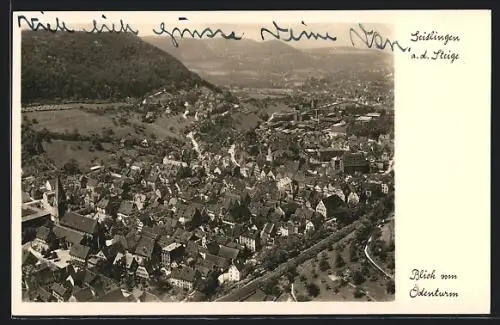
[22,31,214,104]
[142,37,318,72]
[142,36,393,88]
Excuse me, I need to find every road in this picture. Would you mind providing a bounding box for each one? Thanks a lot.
[364,214,394,280]
[214,220,363,302]
[290,283,297,302]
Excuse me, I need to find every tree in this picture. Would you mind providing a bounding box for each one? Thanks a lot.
[286,266,298,283]
[306,282,320,297]
[386,280,395,295]
[63,159,81,175]
[353,288,365,299]
[349,244,359,262]
[335,253,346,268]
[262,278,280,296]
[352,270,365,286]
[319,258,331,272]
[196,274,218,296]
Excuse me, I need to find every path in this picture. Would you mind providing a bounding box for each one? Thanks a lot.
[290,283,297,302]
[364,214,394,280]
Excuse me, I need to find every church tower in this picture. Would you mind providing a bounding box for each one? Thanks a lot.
[54,176,67,224]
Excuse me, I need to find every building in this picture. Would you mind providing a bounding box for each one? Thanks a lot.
[316,194,345,219]
[134,235,156,265]
[117,201,136,219]
[239,230,261,252]
[69,243,91,265]
[169,267,197,291]
[317,148,345,163]
[260,223,276,245]
[161,242,184,265]
[51,282,72,302]
[227,262,245,282]
[342,153,370,174]
[61,211,98,234]
[31,226,54,252]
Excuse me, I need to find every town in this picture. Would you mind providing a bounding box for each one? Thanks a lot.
[20,31,395,303]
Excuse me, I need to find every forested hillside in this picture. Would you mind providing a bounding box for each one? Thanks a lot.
[21,31,213,104]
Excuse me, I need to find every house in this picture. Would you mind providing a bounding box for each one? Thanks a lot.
[342,153,370,174]
[217,245,239,261]
[113,251,139,275]
[363,182,383,198]
[381,183,389,194]
[53,225,84,249]
[59,211,99,237]
[134,194,147,211]
[260,223,276,245]
[239,230,261,252]
[291,206,314,222]
[317,148,345,162]
[51,282,72,302]
[227,262,246,282]
[135,264,154,280]
[34,287,54,302]
[305,220,315,234]
[176,204,202,230]
[160,242,184,265]
[169,267,198,291]
[69,287,95,302]
[347,191,360,206]
[69,243,91,265]
[277,223,289,237]
[205,252,230,270]
[44,179,57,192]
[117,201,136,219]
[32,226,54,252]
[316,194,345,219]
[96,198,110,218]
[134,235,156,264]
[95,288,136,302]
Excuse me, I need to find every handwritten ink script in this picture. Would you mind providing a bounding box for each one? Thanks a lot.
[349,23,409,52]
[260,21,337,42]
[409,30,461,63]
[153,19,244,48]
[409,269,459,299]
[17,12,460,60]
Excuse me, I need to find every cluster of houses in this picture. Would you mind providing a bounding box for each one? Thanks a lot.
[21,89,394,302]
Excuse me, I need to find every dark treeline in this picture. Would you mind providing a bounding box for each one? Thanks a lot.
[21,31,217,104]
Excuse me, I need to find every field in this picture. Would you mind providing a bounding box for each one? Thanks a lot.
[292,230,394,302]
[24,109,191,141]
[22,102,132,112]
[43,140,114,170]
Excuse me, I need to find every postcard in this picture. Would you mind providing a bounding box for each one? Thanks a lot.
[11,10,490,316]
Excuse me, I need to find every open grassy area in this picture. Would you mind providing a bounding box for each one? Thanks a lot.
[43,140,114,170]
[27,109,117,134]
[23,102,132,111]
[24,109,191,141]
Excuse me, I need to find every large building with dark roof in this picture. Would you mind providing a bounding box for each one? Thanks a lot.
[342,153,370,174]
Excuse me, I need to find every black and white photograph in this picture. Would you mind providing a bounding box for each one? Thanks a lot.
[19,15,396,304]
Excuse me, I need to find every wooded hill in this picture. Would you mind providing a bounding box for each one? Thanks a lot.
[22,31,215,104]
